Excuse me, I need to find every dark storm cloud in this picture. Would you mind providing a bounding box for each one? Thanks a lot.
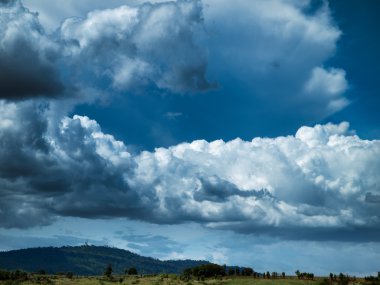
[0,43,63,99]
[0,1,63,99]
[194,176,271,203]
[0,102,162,228]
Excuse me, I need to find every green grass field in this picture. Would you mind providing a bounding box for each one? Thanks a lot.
[0,275,366,285]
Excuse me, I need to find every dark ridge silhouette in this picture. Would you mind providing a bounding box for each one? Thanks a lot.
[0,245,210,275]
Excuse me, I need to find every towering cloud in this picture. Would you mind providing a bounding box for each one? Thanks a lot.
[59,0,212,93]
[0,99,379,241]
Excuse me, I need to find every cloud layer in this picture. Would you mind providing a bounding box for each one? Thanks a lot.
[1,100,379,241]
[0,0,212,101]
[1,0,348,115]
[0,0,376,242]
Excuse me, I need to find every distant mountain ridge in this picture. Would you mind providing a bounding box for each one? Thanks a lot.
[0,245,210,275]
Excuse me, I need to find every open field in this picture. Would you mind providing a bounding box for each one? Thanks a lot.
[0,275,368,285]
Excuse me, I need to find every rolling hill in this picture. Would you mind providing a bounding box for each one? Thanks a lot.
[0,245,210,275]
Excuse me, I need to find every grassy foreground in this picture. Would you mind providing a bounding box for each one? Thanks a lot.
[0,275,365,285]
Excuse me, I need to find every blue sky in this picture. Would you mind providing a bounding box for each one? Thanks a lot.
[0,0,379,276]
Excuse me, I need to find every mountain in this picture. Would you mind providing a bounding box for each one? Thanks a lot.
[0,245,210,275]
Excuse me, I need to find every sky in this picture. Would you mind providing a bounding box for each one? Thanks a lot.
[0,0,380,276]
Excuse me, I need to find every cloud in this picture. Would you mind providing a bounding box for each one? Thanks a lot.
[0,0,63,99]
[304,66,349,115]
[59,0,213,93]
[165,112,183,120]
[0,0,16,5]
[201,0,348,119]
[1,0,349,125]
[366,192,380,204]
[0,100,141,227]
[116,232,186,259]
[0,0,213,102]
[0,0,369,244]
[0,100,379,241]
[22,0,170,31]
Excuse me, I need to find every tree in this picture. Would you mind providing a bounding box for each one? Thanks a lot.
[181,268,192,281]
[295,270,300,279]
[242,267,253,276]
[104,264,112,278]
[66,272,73,279]
[183,264,225,279]
[228,268,235,276]
[128,267,138,275]
[0,270,27,281]
[338,273,349,285]
[282,272,285,278]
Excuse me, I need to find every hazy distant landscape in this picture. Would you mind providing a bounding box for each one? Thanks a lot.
[0,246,379,285]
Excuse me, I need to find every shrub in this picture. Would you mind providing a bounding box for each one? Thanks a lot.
[104,264,112,278]
[66,272,74,279]
[318,278,330,285]
[127,267,138,275]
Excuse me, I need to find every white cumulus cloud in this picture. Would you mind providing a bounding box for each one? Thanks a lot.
[0,100,379,241]
[59,0,213,93]
[305,66,349,114]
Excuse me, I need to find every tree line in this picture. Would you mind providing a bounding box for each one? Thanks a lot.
[181,264,290,280]
[295,270,314,280]
[0,269,28,281]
